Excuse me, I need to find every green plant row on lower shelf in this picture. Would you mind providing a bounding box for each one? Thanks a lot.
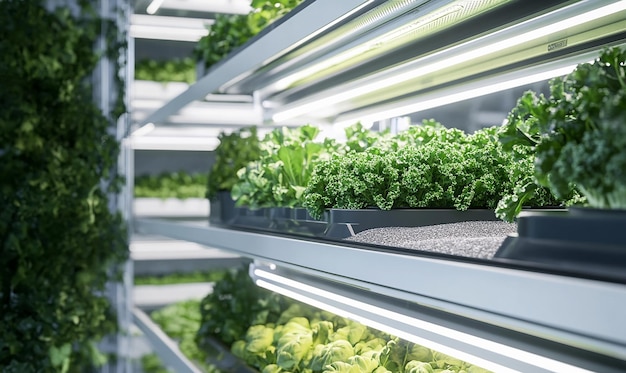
[134,171,208,199]
[150,300,224,373]
[134,270,227,286]
[150,267,491,373]
[140,353,175,373]
[230,303,491,373]
[135,58,196,84]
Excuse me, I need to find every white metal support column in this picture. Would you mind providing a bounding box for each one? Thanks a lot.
[93,0,133,371]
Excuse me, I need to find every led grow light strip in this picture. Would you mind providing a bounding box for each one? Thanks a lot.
[268,2,469,92]
[271,0,626,123]
[129,15,212,42]
[333,63,579,127]
[130,136,220,151]
[146,0,164,15]
[253,268,595,373]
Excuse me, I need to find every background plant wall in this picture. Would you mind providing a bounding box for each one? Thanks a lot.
[0,0,128,371]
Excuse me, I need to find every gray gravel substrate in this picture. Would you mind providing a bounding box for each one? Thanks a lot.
[345,221,517,259]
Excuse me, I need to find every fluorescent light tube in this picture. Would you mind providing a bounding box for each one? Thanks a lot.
[130,136,220,151]
[271,0,626,123]
[146,0,164,15]
[334,63,580,127]
[268,1,496,94]
[129,25,208,42]
[253,267,596,373]
[129,15,212,42]
[158,0,253,15]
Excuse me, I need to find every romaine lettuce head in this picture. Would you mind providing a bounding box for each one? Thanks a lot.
[354,338,387,355]
[261,364,282,373]
[231,340,246,359]
[245,325,275,354]
[405,361,435,373]
[310,340,355,371]
[312,320,334,345]
[347,354,380,373]
[329,321,368,345]
[276,320,314,370]
[322,361,362,373]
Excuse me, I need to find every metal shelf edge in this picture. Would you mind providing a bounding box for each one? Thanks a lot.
[134,217,626,361]
[132,307,204,373]
[138,0,369,126]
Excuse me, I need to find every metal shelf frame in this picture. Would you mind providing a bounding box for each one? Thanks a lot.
[139,0,371,127]
[137,0,626,127]
[132,0,626,371]
[135,218,626,371]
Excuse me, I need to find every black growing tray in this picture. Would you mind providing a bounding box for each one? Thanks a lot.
[210,194,500,239]
[199,336,259,373]
[325,208,499,235]
[494,208,626,281]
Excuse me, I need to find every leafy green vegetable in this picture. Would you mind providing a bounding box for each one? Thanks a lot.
[303,122,526,220]
[196,266,291,347]
[207,126,263,199]
[245,325,276,354]
[152,300,202,342]
[329,322,369,346]
[232,125,339,208]
[276,318,314,370]
[303,148,400,219]
[140,353,174,373]
[135,58,196,83]
[194,13,253,72]
[497,46,626,218]
[150,300,224,372]
[311,340,355,371]
[135,171,208,199]
[493,143,567,222]
[195,267,492,373]
[405,361,434,373]
[134,270,227,286]
[232,324,278,368]
[312,320,335,346]
[344,122,392,152]
[322,361,365,373]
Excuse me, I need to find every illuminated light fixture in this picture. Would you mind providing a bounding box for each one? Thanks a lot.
[271,0,626,123]
[252,267,596,373]
[129,14,212,42]
[131,122,155,137]
[130,136,220,151]
[269,2,470,93]
[146,0,164,15]
[158,0,253,15]
[239,0,377,92]
[333,62,581,127]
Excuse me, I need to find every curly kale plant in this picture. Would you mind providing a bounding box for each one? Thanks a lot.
[304,148,401,218]
[498,46,626,217]
[303,122,523,220]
